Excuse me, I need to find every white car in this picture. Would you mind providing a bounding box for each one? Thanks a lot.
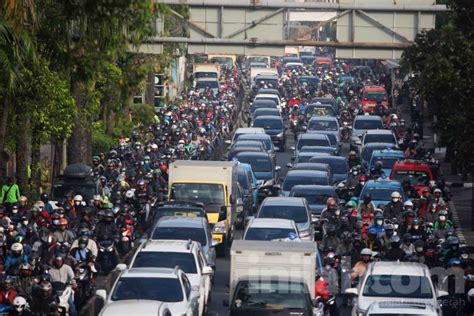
[366,301,439,316]
[99,300,172,316]
[253,93,282,111]
[128,240,213,316]
[97,267,201,316]
[243,218,300,241]
[346,261,446,316]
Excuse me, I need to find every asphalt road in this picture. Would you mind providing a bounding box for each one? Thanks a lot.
[207,129,351,315]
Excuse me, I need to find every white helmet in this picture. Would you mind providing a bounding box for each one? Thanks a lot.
[391,191,401,199]
[361,248,372,256]
[13,296,27,312]
[74,195,83,202]
[11,242,23,252]
[434,188,442,194]
[125,190,134,199]
[404,200,414,207]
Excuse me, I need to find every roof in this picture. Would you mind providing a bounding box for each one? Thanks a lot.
[261,197,306,206]
[369,261,429,277]
[235,151,272,158]
[298,133,329,140]
[253,108,279,113]
[171,160,237,168]
[308,116,338,122]
[292,162,330,169]
[393,159,430,168]
[362,142,396,149]
[290,184,335,193]
[371,150,405,158]
[100,301,169,316]
[238,133,271,140]
[309,156,346,162]
[235,127,265,134]
[354,115,383,121]
[253,115,282,121]
[365,129,394,135]
[121,267,180,279]
[155,216,206,228]
[232,240,315,253]
[365,179,403,188]
[248,218,296,229]
[286,170,328,178]
[139,240,198,253]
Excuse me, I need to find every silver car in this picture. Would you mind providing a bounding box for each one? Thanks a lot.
[306,116,341,153]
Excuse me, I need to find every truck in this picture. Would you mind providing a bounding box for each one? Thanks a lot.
[192,63,220,81]
[250,67,278,87]
[51,163,99,206]
[168,160,238,256]
[227,240,317,315]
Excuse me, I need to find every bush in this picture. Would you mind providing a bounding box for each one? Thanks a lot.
[92,122,115,155]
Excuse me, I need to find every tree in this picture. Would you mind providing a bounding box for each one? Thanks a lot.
[402,0,474,171]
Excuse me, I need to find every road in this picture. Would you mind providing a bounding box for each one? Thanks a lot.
[208,129,351,315]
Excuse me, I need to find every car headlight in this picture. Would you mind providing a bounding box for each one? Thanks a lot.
[212,220,227,234]
[299,229,311,238]
[276,132,284,138]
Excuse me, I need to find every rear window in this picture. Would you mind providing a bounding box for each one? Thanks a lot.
[392,170,431,186]
[309,120,338,131]
[283,175,329,190]
[132,252,197,274]
[363,275,433,299]
[258,205,308,223]
[196,81,218,89]
[152,227,207,246]
[236,156,272,172]
[297,138,329,150]
[254,119,283,129]
[364,134,395,145]
[354,119,383,130]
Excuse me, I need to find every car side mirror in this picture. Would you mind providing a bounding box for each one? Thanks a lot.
[290,146,295,151]
[225,140,232,145]
[96,289,107,301]
[115,263,127,271]
[211,239,219,247]
[202,266,214,275]
[437,290,449,298]
[275,166,281,172]
[286,163,293,168]
[311,214,319,224]
[345,288,358,296]
[236,198,243,206]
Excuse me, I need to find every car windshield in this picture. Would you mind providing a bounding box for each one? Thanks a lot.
[171,183,225,205]
[361,187,401,203]
[254,109,278,117]
[309,120,337,131]
[297,138,329,150]
[365,91,387,102]
[283,175,328,190]
[364,134,394,145]
[111,277,183,302]
[238,137,272,151]
[196,81,219,89]
[255,78,278,87]
[258,205,308,223]
[305,106,335,117]
[370,157,401,170]
[237,156,272,172]
[354,119,383,129]
[393,170,430,186]
[132,252,197,274]
[152,227,207,246]
[210,57,233,66]
[234,281,310,310]
[254,119,283,129]
[195,72,218,79]
[291,192,334,204]
[245,228,297,241]
[362,275,433,299]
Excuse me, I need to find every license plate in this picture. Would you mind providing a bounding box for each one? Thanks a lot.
[212,234,223,244]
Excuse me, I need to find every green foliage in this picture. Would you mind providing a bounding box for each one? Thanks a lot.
[92,121,115,155]
[129,103,155,132]
[402,0,474,166]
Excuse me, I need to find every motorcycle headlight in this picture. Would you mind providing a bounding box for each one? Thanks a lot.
[107,246,114,252]
[276,132,284,138]
[212,220,227,234]
[236,205,244,214]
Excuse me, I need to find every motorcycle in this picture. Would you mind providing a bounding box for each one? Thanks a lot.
[52,281,74,316]
[97,239,118,275]
[74,263,94,308]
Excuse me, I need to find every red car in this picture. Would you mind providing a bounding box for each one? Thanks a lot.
[389,159,434,196]
[361,86,388,113]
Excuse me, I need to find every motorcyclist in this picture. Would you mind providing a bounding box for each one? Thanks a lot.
[30,281,59,315]
[336,231,353,256]
[364,227,384,253]
[53,218,75,246]
[384,191,404,220]
[15,264,36,300]
[385,235,406,261]
[94,210,118,241]
[369,161,385,179]
[368,213,385,238]
[48,256,77,316]
[320,198,339,225]
[322,224,340,252]
[433,210,453,238]
[401,233,414,256]
[321,257,339,294]
[353,175,367,197]
[441,236,461,265]
[374,101,385,117]
[347,151,361,169]
[4,242,28,275]
[351,248,372,284]
[402,179,419,199]
[433,188,448,209]
[359,194,375,217]
[413,240,426,264]
[407,217,426,242]
[0,276,17,306]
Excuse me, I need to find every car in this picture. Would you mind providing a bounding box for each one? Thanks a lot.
[369,149,405,176]
[228,127,266,145]
[254,93,281,111]
[233,151,280,186]
[52,163,99,203]
[195,78,219,95]
[257,88,280,98]
[365,301,439,316]
[390,159,434,196]
[358,178,407,208]
[303,103,336,120]
[346,261,446,316]
[150,216,216,267]
[97,267,200,316]
[351,115,384,148]
[361,85,389,113]
[292,133,332,157]
[291,152,332,165]
[361,129,397,149]
[100,300,172,316]
[307,116,341,148]
[291,146,335,161]
[237,163,260,212]
[280,170,333,196]
[360,142,398,165]
[252,115,286,151]
[252,107,280,121]
[235,182,253,229]
[154,201,207,222]
[256,197,314,240]
[309,156,349,183]
[290,184,338,219]
[249,99,279,115]
[243,218,300,241]
[285,62,304,70]
[227,146,264,161]
[128,240,214,315]
[282,56,301,65]
[236,133,275,156]
[311,97,337,113]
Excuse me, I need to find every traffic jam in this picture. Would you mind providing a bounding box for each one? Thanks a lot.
[2,50,472,316]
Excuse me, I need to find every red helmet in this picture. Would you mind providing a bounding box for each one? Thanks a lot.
[160,165,168,172]
[359,175,367,182]
[326,198,337,208]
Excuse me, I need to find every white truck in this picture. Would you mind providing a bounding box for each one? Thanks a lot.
[227,240,317,315]
[250,67,278,87]
[168,160,238,256]
[192,63,220,81]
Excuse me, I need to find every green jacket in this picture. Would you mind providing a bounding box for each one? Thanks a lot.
[0,184,21,204]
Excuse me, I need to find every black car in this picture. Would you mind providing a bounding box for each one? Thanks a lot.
[252,107,280,121]
[290,184,338,217]
[250,100,278,116]
[252,115,286,151]
[154,201,207,222]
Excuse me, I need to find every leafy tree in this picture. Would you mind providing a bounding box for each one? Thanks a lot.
[402,0,474,171]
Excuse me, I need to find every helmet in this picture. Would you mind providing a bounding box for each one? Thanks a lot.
[125,190,134,199]
[434,188,442,194]
[447,258,461,267]
[390,235,401,247]
[391,191,401,199]
[360,248,372,256]
[326,197,337,208]
[19,196,27,203]
[367,227,377,236]
[403,233,412,243]
[404,200,413,208]
[58,218,68,226]
[448,236,460,248]
[346,200,357,210]
[160,165,168,172]
[73,195,83,202]
[13,296,27,312]
[422,187,431,194]
[11,242,23,252]
[39,281,52,296]
[359,175,367,182]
